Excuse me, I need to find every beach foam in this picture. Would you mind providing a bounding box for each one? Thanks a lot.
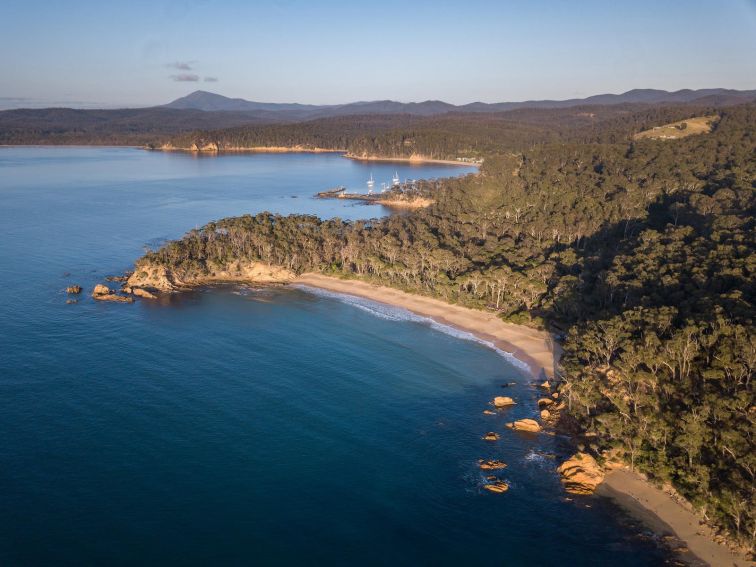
[294,284,530,372]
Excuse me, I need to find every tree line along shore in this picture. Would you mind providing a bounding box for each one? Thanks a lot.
[112,102,756,560]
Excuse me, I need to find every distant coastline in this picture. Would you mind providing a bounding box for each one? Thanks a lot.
[155,144,346,154]
[344,153,482,167]
[3,144,477,169]
[153,143,481,167]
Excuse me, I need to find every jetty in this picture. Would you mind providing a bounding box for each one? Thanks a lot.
[315,179,422,205]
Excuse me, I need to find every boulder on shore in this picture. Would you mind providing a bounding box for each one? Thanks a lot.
[537,397,554,407]
[557,453,605,495]
[539,380,551,389]
[66,285,82,294]
[493,396,516,408]
[540,409,551,420]
[506,418,541,433]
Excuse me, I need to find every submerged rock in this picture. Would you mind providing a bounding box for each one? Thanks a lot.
[66,285,82,294]
[493,396,516,408]
[557,453,605,495]
[482,409,496,415]
[507,418,541,433]
[482,432,500,441]
[132,288,157,299]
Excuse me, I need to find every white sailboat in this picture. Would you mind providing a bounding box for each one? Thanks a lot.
[367,173,375,194]
[392,171,400,187]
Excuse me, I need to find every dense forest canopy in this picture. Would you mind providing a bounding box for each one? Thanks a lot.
[138,103,755,551]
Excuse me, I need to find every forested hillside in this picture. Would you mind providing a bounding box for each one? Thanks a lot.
[158,103,720,159]
[135,103,755,551]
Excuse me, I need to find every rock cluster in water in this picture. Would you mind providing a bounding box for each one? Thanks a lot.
[91,284,134,303]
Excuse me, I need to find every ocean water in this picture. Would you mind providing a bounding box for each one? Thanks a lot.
[0,147,669,565]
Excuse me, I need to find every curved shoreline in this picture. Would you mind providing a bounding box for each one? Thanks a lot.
[293,273,556,379]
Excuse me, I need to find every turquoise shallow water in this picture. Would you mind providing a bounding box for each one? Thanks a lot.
[0,148,669,565]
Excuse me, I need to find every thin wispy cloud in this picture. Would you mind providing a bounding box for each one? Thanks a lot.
[203,77,218,82]
[171,74,200,82]
[166,61,195,71]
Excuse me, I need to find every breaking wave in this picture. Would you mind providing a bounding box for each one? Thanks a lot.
[294,284,530,371]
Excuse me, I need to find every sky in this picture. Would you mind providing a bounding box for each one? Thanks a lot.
[1,0,755,109]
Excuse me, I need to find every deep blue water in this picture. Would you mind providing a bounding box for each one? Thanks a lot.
[0,148,668,565]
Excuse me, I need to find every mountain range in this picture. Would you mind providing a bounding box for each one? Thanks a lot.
[164,88,756,118]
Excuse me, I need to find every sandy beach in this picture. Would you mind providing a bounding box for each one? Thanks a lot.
[294,273,556,378]
[600,468,752,566]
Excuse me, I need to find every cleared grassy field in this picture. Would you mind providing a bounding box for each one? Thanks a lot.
[633,114,719,140]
